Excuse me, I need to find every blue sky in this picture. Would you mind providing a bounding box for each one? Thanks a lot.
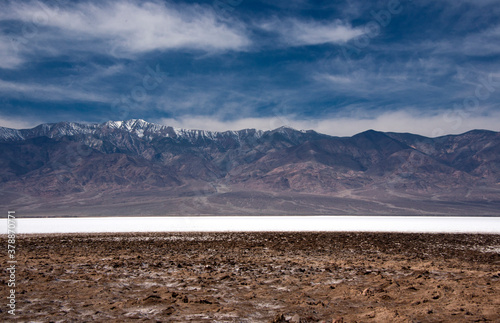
[0,0,499,136]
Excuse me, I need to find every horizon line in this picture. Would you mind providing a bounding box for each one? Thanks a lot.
[1,118,498,139]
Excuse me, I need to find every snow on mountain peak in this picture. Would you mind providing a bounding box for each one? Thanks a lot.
[105,121,123,129]
[0,119,305,143]
[0,127,24,141]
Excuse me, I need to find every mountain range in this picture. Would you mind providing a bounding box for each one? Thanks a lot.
[1,119,499,216]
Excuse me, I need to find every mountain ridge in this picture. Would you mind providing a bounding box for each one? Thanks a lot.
[0,119,268,142]
[2,119,495,143]
[1,120,499,216]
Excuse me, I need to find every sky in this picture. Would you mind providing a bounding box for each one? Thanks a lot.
[0,0,499,136]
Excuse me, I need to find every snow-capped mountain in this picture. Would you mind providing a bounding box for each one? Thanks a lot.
[1,120,499,216]
[0,119,268,142]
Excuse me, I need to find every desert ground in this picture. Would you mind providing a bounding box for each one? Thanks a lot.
[1,232,499,322]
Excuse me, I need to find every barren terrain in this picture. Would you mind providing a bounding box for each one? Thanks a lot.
[2,232,500,322]
[2,122,500,216]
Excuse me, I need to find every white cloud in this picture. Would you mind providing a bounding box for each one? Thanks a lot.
[157,110,500,137]
[288,20,364,45]
[426,24,500,58]
[462,25,500,57]
[0,0,250,59]
[0,115,44,129]
[0,36,24,69]
[261,18,364,46]
[320,74,354,84]
[0,79,109,102]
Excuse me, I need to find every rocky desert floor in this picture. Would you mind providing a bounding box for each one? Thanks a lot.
[1,232,500,322]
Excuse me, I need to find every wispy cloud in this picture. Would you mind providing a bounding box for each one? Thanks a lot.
[0,0,250,62]
[0,114,46,129]
[320,74,354,84]
[0,36,24,69]
[157,110,500,137]
[260,18,364,46]
[0,79,110,102]
[462,25,500,57]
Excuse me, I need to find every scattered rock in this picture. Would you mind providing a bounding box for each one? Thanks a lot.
[362,288,374,296]
[270,313,286,323]
[142,294,163,304]
[198,299,212,304]
[161,306,175,316]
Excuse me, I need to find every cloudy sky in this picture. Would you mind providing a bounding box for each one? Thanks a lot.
[0,0,499,136]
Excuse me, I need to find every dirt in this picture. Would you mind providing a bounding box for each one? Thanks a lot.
[2,232,500,322]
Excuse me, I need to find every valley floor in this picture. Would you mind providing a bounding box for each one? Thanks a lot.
[2,232,500,322]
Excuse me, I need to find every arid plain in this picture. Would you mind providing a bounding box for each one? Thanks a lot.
[1,232,499,322]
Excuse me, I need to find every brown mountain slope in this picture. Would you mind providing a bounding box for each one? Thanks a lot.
[1,120,499,216]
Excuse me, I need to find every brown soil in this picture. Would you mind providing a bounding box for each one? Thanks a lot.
[2,232,500,322]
